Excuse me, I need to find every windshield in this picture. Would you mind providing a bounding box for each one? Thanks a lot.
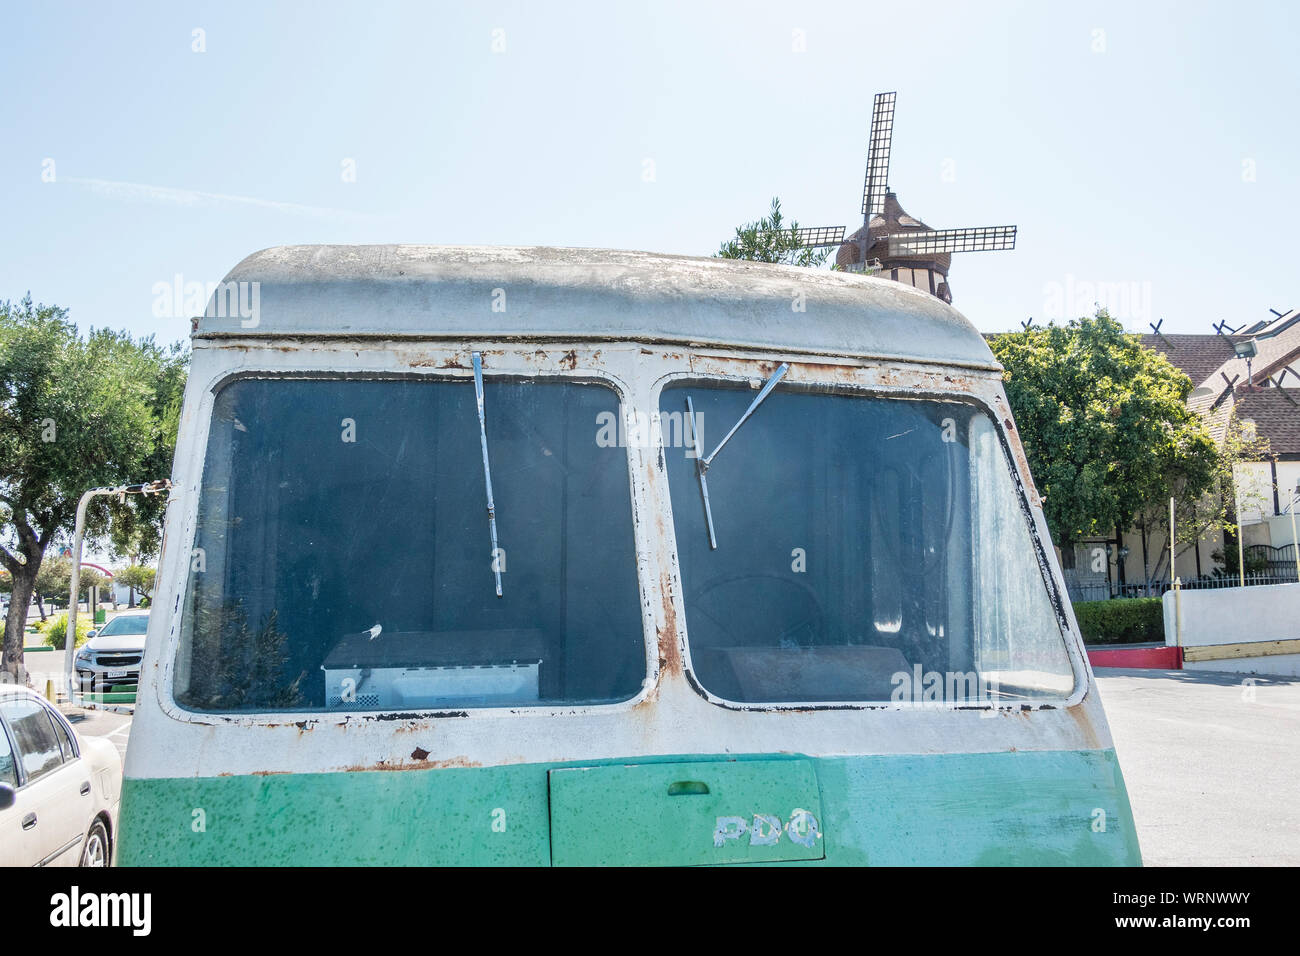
[98,615,149,637]
[660,381,1074,705]
[174,377,645,713]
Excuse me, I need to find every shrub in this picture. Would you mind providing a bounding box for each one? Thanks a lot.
[1072,597,1164,645]
[38,612,94,650]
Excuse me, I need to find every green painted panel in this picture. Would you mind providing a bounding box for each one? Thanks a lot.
[116,764,551,866]
[549,759,824,865]
[816,749,1142,866]
[117,749,1141,866]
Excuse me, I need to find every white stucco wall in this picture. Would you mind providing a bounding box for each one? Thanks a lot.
[1163,582,1300,677]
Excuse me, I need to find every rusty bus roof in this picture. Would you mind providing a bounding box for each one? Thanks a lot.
[198,244,1000,370]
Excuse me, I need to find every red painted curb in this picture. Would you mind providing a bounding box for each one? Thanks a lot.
[1088,646,1183,669]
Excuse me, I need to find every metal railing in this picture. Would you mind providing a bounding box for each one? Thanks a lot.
[1068,571,1297,603]
[1245,543,1298,580]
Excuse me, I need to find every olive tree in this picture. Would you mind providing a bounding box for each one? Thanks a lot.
[716,197,832,268]
[0,294,186,681]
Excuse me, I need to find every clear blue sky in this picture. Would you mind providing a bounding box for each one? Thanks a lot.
[2,0,1296,344]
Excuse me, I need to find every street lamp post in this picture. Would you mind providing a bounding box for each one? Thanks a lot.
[62,481,171,703]
[1291,484,1300,582]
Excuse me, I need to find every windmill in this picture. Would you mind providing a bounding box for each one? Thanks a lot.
[756,91,1017,305]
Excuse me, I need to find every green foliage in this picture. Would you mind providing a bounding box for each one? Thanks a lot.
[38,610,94,650]
[1072,597,1165,644]
[0,293,187,676]
[115,564,157,598]
[716,197,832,268]
[1209,544,1270,577]
[989,310,1219,549]
[29,556,108,606]
[33,555,72,613]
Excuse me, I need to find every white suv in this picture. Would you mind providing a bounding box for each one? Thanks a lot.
[0,685,122,866]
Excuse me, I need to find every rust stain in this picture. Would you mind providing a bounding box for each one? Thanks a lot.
[558,349,578,370]
[411,746,430,760]
[341,755,483,773]
[1003,421,1042,505]
[1063,700,1102,751]
[656,565,682,677]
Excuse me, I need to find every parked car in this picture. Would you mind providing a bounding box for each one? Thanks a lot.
[74,610,150,693]
[0,684,122,866]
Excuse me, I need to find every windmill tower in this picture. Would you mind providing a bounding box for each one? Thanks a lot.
[766,92,1017,305]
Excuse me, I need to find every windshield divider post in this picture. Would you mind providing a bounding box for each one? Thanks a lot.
[471,351,503,597]
[685,395,718,549]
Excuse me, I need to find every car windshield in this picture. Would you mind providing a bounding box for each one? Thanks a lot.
[174,377,644,713]
[98,615,149,636]
[660,381,1074,705]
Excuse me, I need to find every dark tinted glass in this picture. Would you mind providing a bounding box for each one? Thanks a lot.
[98,615,149,636]
[48,709,75,761]
[660,382,1072,704]
[176,378,645,712]
[0,698,64,783]
[0,720,17,787]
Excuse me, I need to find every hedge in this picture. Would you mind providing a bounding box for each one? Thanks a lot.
[1072,597,1165,645]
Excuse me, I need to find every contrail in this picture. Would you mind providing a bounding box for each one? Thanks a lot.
[65,176,368,220]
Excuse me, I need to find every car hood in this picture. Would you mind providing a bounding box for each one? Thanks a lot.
[86,632,147,653]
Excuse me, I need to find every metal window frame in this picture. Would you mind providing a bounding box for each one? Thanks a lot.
[650,368,1085,714]
[157,364,659,725]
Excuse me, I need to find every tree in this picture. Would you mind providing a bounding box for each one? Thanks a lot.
[115,564,157,606]
[1135,409,1271,581]
[33,556,73,618]
[0,294,187,681]
[716,197,832,268]
[989,310,1220,555]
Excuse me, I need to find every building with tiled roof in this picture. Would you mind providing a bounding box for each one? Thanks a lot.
[1116,309,1300,590]
[1003,309,1300,596]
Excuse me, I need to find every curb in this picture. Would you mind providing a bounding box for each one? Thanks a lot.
[1088,645,1184,669]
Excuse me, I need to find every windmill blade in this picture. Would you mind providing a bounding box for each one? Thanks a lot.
[860,91,897,219]
[792,225,846,248]
[887,225,1017,256]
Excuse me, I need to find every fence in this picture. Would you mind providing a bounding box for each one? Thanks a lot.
[1068,570,1297,604]
[1246,543,1298,580]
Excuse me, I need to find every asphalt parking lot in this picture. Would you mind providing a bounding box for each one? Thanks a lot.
[1094,667,1300,867]
[66,706,133,763]
[69,668,1300,867]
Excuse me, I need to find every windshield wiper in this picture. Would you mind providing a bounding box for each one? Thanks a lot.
[472,351,503,597]
[686,362,790,550]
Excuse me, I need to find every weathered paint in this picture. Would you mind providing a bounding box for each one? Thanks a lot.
[117,749,1139,866]
[549,759,825,865]
[117,247,1142,868]
[195,246,1001,373]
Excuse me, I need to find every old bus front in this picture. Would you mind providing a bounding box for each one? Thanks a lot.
[117,245,1141,866]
